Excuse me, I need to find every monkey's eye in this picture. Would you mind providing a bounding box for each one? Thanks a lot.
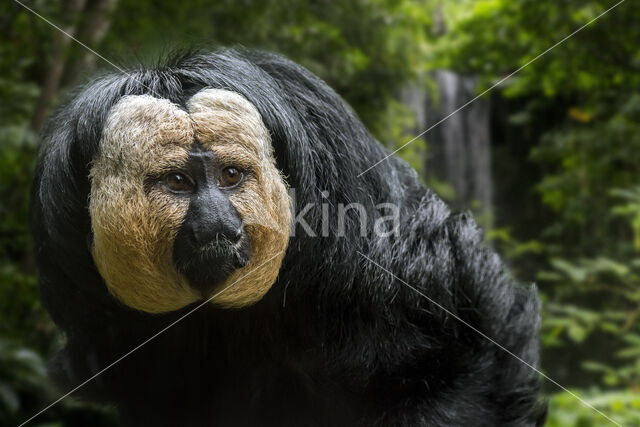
[219,167,243,188]
[163,172,195,193]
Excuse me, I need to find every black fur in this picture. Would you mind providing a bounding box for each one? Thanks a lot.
[31,49,546,426]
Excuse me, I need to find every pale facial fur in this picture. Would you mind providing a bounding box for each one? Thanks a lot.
[89,89,291,313]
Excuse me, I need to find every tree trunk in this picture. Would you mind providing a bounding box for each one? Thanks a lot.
[420,71,493,221]
[65,0,119,85]
[29,0,87,132]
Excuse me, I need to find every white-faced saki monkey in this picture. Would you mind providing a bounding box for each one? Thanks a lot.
[31,49,546,426]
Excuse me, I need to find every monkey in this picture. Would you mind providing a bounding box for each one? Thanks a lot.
[31,49,546,426]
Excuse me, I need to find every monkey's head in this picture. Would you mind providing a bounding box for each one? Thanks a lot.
[32,49,395,321]
[87,89,290,312]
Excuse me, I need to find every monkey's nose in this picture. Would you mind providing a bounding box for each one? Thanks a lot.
[190,220,242,247]
[173,214,249,294]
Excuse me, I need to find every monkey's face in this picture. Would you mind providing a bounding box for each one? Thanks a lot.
[89,89,291,313]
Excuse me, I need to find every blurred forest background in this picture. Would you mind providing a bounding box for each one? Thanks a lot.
[1,0,639,425]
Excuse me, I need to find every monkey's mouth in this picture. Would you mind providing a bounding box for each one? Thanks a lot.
[173,236,250,296]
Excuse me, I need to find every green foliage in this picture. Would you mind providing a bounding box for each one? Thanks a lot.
[381,99,428,174]
[0,337,116,425]
[531,95,640,254]
[541,252,640,380]
[611,186,640,251]
[486,227,543,260]
[0,338,47,422]
[547,389,640,426]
